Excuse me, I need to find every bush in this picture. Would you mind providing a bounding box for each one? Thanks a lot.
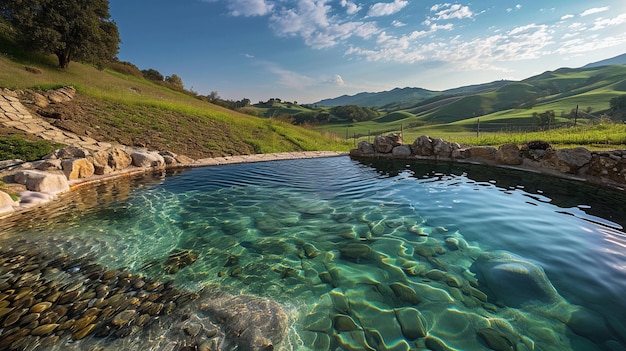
[0,136,63,161]
[106,60,143,78]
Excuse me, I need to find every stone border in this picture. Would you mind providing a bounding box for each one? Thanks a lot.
[350,134,626,192]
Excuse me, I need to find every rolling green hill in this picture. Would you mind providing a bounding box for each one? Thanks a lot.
[311,63,626,140]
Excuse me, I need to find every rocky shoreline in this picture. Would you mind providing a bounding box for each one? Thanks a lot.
[349,133,626,192]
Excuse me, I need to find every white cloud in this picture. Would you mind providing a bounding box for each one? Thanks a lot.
[430,3,473,20]
[392,20,406,27]
[340,0,361,15]
[333,74,345,86]
[590,13,626,30]
[560,14,574,20]
[507,4,521,13]
[226,0,274,16]
[269,0,380,49]
[245,53,255,58]
[555,32,626,55]
[580,7,609,17]
[367,0,409,17]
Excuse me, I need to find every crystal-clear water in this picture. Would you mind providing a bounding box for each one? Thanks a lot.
[2,156,626,351]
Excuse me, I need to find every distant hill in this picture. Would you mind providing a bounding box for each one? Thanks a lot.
[314,87,439,107]
[313,80,513,108]
[584,53,626,68]
[315,53,626,109]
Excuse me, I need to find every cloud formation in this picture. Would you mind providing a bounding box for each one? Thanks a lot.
[226,0,273,16]
[580,7,609,17]
[367,0,409,17]
[340,0,361,15]
[207,0,626,73]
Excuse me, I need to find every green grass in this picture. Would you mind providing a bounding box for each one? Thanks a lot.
[0,34,351,158]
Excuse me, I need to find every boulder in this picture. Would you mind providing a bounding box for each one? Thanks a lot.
[13,170,69,194]
[62,158,95,180]
[472,251,562,308]
[392,145,412,158]
[175,154,195,165]
[432,138,456,158]
[0,191,16,217]
[35,159,62,171]
[466,146,497,161]
[357,141,375,154]
[46,146,89,160]
[540,147,592,174]
[495,143,522,165]
[411,135,434,156]
[374,136,394,153]
[131,150,165,168]
[0,159,25,170]
[90,147,133,175]
[586,155,626,183]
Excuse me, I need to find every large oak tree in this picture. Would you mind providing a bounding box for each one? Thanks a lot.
[1,0,120,68]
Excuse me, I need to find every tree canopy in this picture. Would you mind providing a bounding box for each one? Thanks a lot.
[1,0,120,68]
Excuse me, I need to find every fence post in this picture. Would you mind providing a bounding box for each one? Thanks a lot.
[476,119,480,137]
[575,105,578,126]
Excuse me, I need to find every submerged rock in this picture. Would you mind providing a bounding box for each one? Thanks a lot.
[200,294,288,351]
[472,251,562,308]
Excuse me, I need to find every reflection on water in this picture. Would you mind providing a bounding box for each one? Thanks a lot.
[2,156,626,351]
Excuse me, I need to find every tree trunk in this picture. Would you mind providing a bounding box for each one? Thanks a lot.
[55,48,72,69]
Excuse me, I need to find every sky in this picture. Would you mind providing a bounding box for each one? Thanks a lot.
[109,0,626,104]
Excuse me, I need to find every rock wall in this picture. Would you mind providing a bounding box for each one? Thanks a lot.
[350,134,626,191]
[0,145,192,218]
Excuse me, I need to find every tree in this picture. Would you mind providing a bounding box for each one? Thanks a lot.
[142,69,164,81]
[1,0,120,68]
[532,110,556,128]
[165,74,184,89]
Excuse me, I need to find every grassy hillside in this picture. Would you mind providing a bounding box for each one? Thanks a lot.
[0,31,350,160]
[313,65,626,142]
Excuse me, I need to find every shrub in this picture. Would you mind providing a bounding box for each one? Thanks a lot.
[106,60,143,78]
[0,136,63,161]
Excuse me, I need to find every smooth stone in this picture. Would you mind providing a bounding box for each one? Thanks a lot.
[389,282,421,305]
[31,323,59,336]
[425,335,457,351]
[333,314,360,331]
[339,243,372,261]
[330,290,351,314]
[477,328,517,351]
[73,323,97,340]
[13,170,69,194]
[472,251,562,307]
[394,307,427,339]
[111,309,137,326]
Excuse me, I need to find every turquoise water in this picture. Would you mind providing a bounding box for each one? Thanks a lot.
[2,156,626,350]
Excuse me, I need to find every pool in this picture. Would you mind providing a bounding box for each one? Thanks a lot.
[1,156,625,350]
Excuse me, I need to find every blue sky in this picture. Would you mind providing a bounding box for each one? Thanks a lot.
[109,0,626,104]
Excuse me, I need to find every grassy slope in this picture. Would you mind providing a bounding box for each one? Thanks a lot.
[314,65,626,142]
[0,52,350,159]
